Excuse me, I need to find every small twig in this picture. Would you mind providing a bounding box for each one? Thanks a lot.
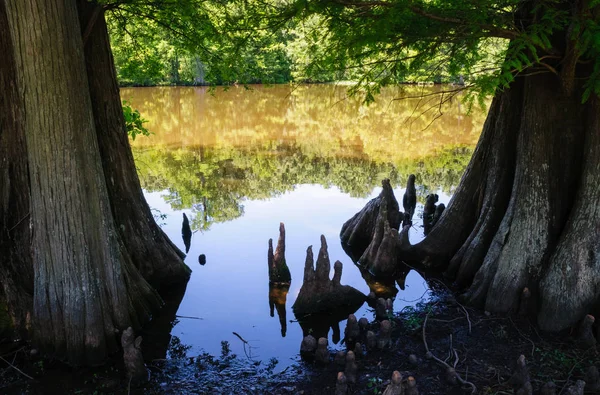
[0,355,34,380]
[176,315,204,320]
[508,317,535,356]
[429,278,472,334]
[232,332,248,344]
[422,306,477,394]
[397,288,431,303]
[8,212,30,232]
[232,332,256,361]
[1,346,25,358]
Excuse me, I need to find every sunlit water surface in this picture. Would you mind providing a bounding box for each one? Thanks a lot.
[123,84,485,367]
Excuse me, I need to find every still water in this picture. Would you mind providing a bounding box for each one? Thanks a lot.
[122,84,485,367]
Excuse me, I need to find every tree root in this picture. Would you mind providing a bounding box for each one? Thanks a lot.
[421,305,476,394]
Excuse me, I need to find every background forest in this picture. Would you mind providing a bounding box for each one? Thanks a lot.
[107,9,504,86]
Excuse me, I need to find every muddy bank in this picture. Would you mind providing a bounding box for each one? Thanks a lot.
[2,284,599,394]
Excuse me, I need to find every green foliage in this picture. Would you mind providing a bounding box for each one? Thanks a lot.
[366,377,383,394]
[127,84,481,231]
[401,306,425,332]
[122,101,151,140]
[104,0,600,104]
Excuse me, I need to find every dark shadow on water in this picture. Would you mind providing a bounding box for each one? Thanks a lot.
[141,282,188,361]
[296,307,363,344]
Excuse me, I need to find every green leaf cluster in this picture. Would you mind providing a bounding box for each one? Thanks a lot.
[122,101,151,140]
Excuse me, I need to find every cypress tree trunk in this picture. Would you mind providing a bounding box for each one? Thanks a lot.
[0,1,33,337]
[342,1,600,332]
[77,1,190,289]
[5,0,161,365]
[397,64,598,332]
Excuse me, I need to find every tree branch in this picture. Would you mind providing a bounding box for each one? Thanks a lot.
[408,5,519,40]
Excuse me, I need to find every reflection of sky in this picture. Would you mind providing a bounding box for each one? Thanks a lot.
[145,184,450,367]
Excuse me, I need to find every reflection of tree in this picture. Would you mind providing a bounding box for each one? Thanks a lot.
[128,85,484,231]
[133,144,473,231]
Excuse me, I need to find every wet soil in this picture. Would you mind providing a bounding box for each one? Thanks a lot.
[2,285,599,394]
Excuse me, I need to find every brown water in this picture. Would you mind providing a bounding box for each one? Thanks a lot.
[123,84,484,367]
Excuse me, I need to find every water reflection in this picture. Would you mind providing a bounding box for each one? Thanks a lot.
[181,213,192,253]
[268,283,289,337]
[123,85,485,366]
[128,85,483,232]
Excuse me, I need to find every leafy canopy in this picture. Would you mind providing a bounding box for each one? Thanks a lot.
[102,0,600,103]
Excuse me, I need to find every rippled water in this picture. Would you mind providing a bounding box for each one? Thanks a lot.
[123,84,484,367]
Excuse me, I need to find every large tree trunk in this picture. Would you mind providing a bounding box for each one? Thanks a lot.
[395,66,596,331]
[5,0,161,365]
[0,1,33,337]
[77,1,190,289]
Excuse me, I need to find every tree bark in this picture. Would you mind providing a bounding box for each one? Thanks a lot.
[5,0,161,365]
[393,68,596,331]
[77,1,190,290]
[0,1,33,337]
[342,26,599,331]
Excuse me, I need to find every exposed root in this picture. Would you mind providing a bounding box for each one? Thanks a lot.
[421,305,476,394]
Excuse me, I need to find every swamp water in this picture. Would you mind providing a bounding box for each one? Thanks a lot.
[123,84,485,368]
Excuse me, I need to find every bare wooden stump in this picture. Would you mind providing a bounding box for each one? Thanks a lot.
[345,351,358,384]
[577,314,596,349]
[358,317,369,341]
[315,337,329,364]
[293,236,366,339]
[408,354,418,366]
[431,203,445,229]
[300,335,317,360]
[340,179,402,261]
[353,342,364,359]
[267,223,291,284]
[335,372,348,395]
[405,376,419,395]
[509,355,531,393]
[366,331,376,350]
[345,314,360,349]
[383,370,403,395]
[376,298,388,321]
[377,320,392,349]
[358,198,402,278]
[121,327,148,385]
[422,194,439,236]
[564,380,585,395]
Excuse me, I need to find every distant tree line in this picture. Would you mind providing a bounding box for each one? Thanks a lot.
[107,10,504,86]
